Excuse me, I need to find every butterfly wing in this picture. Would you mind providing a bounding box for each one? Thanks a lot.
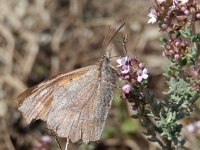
[17,60,116,143]
[16,65,94,123]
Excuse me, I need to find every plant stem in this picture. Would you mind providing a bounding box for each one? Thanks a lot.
[191,12,200,67]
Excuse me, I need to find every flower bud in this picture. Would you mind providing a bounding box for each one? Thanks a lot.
[139,63,144,68]
[184,10,190,15]
[175,41,180,46]
[174,53,180,59]
[161,23,168,30]
[181,7,186,11]
[169,50,174,55]
[196,13,200,18]
[122,84,132,94]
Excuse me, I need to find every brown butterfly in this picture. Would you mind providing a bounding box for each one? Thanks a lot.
[16,24,125,149]
[16,54,116,144]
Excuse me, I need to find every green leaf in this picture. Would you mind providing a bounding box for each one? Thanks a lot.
[180,28,192,39]
[176,79,188,93]
[168,77,177,91]
[166,112,173,123]
[145,108,154,117]
[187,47,197,65]
[160,36,168,44]
[192,33,200,42]
[163,65,173,77]
[179,57,187,66]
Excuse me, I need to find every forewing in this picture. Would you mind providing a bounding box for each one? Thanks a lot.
[17,61,116,143]
[46,68,99,142]
[46,66,116,143]
[16,65,95,124]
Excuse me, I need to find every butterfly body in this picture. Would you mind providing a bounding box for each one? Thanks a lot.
[16,55,116,143]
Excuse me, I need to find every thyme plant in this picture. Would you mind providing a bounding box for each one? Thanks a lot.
[117,0,200,149]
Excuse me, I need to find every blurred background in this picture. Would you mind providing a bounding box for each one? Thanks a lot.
[0,0,199,150]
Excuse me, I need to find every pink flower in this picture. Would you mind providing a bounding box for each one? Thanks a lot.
[139,63,144,69]
[186,121,200,134]
[184,10,189,15]
[175,41,180,46]
[137,68,149,82]
[122,84,132,93]
[116,56,129,67]
[124,75,130,79]
[41,135,51,143]
[162,51,166,56]
[174,53,180,59]
[121,65,130,74]
[196,13,200,18]
[148,9,157,24]
[186,124,195,133]
[116,56,132,74]
[190,70,198,77]
[169,50,174,55]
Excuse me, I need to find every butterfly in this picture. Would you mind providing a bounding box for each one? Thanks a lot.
[16,54,116,145]
[16,23,125,149]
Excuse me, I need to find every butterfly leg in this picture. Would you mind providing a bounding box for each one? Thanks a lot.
[65,137,69,150]
[56,138,63,150]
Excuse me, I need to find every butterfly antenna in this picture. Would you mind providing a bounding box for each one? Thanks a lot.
[104,22,125,52]
[101,23,125,57]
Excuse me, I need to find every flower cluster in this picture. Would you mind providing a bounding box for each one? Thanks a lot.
[126,0,200,149]
[148,0,200,32]
[163,37,188,59]
[116,56,148,100]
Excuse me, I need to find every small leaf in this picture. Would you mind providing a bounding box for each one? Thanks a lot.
[145,108,154,117]
[160,36,168,44]
[179,57,187,66]
[192,33,200,42]
[168,77,177,91]
[166,112,173,123]
[180,28,192,39]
